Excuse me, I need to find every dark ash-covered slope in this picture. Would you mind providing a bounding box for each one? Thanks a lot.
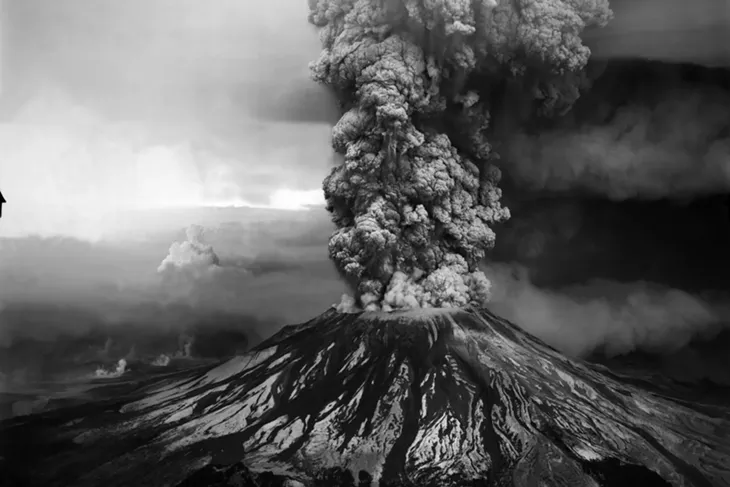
[2,307,729,486]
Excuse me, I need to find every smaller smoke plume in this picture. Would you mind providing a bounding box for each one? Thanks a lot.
[176,333,196,359]
[334,293,359,313]
[158,225,220,273]
[94,358,128,379]
[157,225,227,304]
[500,65,730,200]
[485,263,730,358]
[151,354,171,367]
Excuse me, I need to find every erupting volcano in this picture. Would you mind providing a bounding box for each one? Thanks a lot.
[2,0,730,486]
[3,307,729,486]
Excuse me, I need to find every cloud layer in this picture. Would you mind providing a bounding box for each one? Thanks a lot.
[0,0,336,240]
[0,208,344,387]
[485,263,730,358]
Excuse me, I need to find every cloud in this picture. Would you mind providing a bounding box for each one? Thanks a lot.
[0,208,345,385]
[154,222,344,316]
[94,358,128,379]
[484,262,730,358]
[0,0,336,240]
[158,224,222,283]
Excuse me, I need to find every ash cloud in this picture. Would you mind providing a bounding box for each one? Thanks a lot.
[306,0,730,366]
[468,1,730,359]
[308,0,612,311]
[485,262,730,358]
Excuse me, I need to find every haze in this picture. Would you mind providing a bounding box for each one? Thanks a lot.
[0,0,338,240]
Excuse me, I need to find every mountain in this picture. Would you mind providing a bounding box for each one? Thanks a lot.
[1,307,729,486]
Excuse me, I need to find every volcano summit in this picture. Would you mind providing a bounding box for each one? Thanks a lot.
[2,307,729,486]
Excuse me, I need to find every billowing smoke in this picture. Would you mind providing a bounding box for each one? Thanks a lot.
[485,263,730,358]
[176,333,196,359]
[151,354,171,367]
[94,358,128,379]
[158,224,221,275]
[157,224,225,303]
[307,0,612,311]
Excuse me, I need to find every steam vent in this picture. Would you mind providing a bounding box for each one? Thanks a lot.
[2,307,730,486]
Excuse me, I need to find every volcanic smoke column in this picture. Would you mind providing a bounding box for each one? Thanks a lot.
[308,0,612,311]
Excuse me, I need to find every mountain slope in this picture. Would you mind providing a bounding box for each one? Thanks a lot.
[1,307,729,486]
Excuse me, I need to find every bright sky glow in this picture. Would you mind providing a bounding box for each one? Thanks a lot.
[0,0,333,241]
[267,188,325,210]
[0,91,327,240]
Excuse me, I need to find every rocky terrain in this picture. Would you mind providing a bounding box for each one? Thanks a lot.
[1,307,729,486]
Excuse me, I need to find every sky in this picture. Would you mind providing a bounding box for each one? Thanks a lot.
[0,0,339,240]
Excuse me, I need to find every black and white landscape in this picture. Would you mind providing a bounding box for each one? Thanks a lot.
[3,307,729,486]
[2,0,730,486]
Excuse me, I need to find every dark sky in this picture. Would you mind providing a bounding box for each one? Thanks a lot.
[583,0,730,66]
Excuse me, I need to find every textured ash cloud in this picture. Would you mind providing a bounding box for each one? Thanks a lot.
[307,0,611,311]
[0,0,336,239]
[485,263,730,358]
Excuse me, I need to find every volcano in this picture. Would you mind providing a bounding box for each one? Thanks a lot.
[1,307,729,486]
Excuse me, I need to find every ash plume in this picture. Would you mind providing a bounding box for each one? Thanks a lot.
[151,354,171,367]
[157,225,221,275]
[485,263,730,358]
[308,0,612,311]
[93,358,128,379]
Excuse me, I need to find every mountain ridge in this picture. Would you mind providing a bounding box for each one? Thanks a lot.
[1,306,729,486]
